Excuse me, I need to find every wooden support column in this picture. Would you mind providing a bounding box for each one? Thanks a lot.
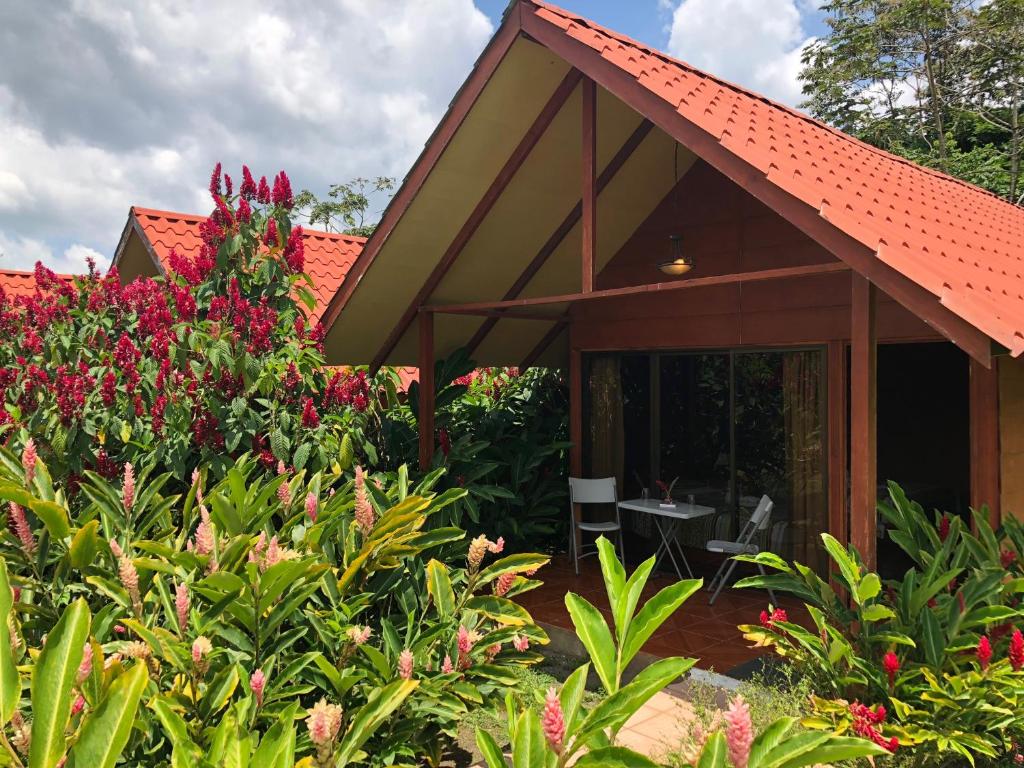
[581,77,596,294]
[850,276,877,570]
[970,357,1000,527]
[569,346,583,476]
[827,340,848,548]
[418,311,435,472]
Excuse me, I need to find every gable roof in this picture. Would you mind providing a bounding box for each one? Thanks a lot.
[118,207,367,324]
[524,1,1024,356]
[322,0,1024,364]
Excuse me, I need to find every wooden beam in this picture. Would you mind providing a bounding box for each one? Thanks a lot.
[520,320,568,369]
[827,340,848,551]
[423,307,563,321]
[428,262,850,314]
[465,119,654,356]
[581,77,596,294]
[849,276,877,570]
[371,68,583,371]
[418,312,435,471]
[970,357,1000,526]
[320,12,522,331]
[521,6,994,367]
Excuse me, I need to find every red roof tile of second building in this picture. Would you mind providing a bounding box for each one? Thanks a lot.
[0,269,74,300]
[527,0,1024,355]
[130,207,366,324]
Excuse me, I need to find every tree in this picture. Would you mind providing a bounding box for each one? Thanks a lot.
[294,176,395,237]
[800,0,1024,203]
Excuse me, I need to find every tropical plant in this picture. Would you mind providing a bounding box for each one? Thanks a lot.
[735,482,1024,765]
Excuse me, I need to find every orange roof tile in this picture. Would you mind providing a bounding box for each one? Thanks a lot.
[525,0,1024,355]
[130,207,367,324]
[0,269,74,300]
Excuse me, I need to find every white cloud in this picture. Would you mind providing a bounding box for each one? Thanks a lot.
[665,0,814,106]
[0,232,103,274]
[0,0,494,271]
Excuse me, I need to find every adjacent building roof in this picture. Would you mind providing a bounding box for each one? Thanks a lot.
[118,207,367,324]
[0,269,74,300]
[525,1,1024,355]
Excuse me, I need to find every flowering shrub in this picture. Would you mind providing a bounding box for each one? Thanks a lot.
[0,440,552,765]
[735,482,1024,765]
[0,163,389,500]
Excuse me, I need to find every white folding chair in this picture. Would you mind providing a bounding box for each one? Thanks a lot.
[706,494,777,605]
[568,477,625,576]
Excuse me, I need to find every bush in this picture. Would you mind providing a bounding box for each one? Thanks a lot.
[0,444,552,766]
[736,482,1024,765]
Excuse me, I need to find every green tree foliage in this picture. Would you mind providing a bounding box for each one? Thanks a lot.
[294,177,396,237]
[801,0,1024,203]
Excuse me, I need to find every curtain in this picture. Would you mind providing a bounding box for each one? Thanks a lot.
[588,356,624,524]
[783,352,826,573]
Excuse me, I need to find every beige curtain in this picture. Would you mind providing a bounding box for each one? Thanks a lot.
[783,352,826,573]
[588,357,624,523]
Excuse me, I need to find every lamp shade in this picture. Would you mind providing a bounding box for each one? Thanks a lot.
[657,235,692,276]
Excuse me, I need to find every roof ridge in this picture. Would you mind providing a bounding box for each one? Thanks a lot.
[131,206,368,242]
[528,0,1016,207]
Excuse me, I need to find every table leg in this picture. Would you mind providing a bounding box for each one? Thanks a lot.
[652,517,684,580]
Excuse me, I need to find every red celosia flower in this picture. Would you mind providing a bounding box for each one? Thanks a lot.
[1010,629,1024,671]
[283,225,304,272]
[882,651,899,688]
[240,165,257,200]
[209,162,222,198]
[978,635,993,670]
[759,607,788,629]
[1002,549,1018,569]
[438,427,451,457]
[938,514,950,542]
[265,217,278,247]
[850,702,897,753]
[257,175,271,204]
[301,396,319,428]
[272,171,293,209]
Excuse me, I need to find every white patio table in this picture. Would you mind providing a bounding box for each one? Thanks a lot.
[617,498,715,579]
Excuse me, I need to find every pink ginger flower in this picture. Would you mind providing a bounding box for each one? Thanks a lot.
[192,636,212,672]
[354,466,375,535]
[346,625,372,645]
[441,654,454,674]
[193,506,215,556]
[398,648,414,680]
[724,695,754,768]
[1011,629,1024,671]
[276,459,287,475]
[541,687,565,753]
[71,694,85,717]
[759,607,788,629]
[305,492,318,523]
[122,463,135,512]
[467,535,494,571]
[978,635,993,670]
[175,582,189,634]
[191,469,203,505]
[77,643,93,684]
[494,572,516,596]
[113,544,141,613]
[306,699,343,745]
[9,502,35,555]
[457,625,474,654]
[250,669,266,707]
[22,438,37,486]
[277,481,291,506]
[513,635,530,652]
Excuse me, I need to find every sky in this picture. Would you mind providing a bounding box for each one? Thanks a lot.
[0,0,826,274]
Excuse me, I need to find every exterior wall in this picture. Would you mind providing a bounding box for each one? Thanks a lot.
[577,160,939,350]
[1000,356,1024,519]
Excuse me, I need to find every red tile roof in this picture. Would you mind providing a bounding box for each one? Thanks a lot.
[130,207,367,324]
[526,1,1024,355]
[0,269,74,300]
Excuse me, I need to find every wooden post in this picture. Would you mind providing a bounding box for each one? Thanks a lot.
[418,311,435,472]
[569,345,583,551]
[581,77,596,294]
[827,341,848,547]
[970,357,1000,527]
[850,276,877,570]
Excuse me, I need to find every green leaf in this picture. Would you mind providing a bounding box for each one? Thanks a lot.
[621,578,701,668]
[697,732,728,768]
[30,598,90,768]
[475,728,510,768]
[151,698,204,768]
[775,736,889,768]
[477,554,551,587]
[251,704,297,768]
[860,604,895,622]
[574,747,661,767]
[69,663,149,768]
[335,680,418,764]
[578,657,694,740]
[821,534,862,595]
[338,433,354,471]
[29,499,71,540]
[856,573,881,603]
[0,559,20,724]
[564,592,616,692]
[749,717,796,767]
[596,536,626,619]
[465,595,534,627]
[425,559,455,619]
[69,521,100,570]
[511,709,545,768]
[614,557,655,648]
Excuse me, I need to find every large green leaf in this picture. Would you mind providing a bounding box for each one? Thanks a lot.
[596,537,626,618]
[251,704,298,768]
[69,663,149,768]
[698,732,728,768]
[621,578,701,667]
[475,728,510,768]
[29,499,71,540]
[511,709,545,768]
[150,697,203,768]
[29,598,90,768]
[564,593,616,692]
[0,559,20,724]
[613,557,655,647]
[425,559,455,619]
[574,747,661,767]
[335,680,418,765]
[772,736,889,768]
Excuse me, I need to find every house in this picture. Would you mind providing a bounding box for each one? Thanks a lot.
[318,0,1024,574]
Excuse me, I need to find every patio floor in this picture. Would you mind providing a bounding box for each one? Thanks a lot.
[517,552,808,675]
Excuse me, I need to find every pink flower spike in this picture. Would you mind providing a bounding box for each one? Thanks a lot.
[77,643,93,684]
[724,695,754,768]
[978,635,993,670]
[398,648,414,680]
[541,687,565,753]
[305,492,318,523]
[306,699,343,745]
[175,582,189,634]
[250,669,266,707]
[1010,629,1024,671]
[8,502,35,555]
[21,439,37,486]
[441,654,454,674]
[513,635,530,652]
[122,462,135,512]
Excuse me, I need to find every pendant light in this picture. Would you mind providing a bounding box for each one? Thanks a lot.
[657,142,693,276]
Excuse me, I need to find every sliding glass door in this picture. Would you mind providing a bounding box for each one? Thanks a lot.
[585,347,827,569]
